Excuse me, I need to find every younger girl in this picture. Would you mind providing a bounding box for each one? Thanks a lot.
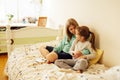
[55,26,96,72]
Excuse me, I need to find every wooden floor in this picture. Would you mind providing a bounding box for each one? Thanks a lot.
[0,53,8,80]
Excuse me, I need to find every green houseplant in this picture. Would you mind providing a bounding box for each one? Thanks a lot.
[7,14,14,23]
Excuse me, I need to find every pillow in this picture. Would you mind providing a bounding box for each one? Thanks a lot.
[89,49,103,65]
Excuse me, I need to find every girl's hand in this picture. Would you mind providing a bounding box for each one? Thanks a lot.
[73,51,82,59]
[73,54,78,59]
[79,56,87,59]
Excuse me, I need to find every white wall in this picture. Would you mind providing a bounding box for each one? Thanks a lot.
[41,0,120,67]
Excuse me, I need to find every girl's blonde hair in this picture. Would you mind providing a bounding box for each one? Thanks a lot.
[76,26,96,50]
[66,18,79,41]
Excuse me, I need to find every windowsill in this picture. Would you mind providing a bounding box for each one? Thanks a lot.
[0,23,38,31]
[0,23,37,27]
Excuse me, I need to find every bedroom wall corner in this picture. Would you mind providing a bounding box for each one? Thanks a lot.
[41,0,120,67]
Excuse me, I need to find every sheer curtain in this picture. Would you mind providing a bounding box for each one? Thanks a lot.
[0,0,41,23]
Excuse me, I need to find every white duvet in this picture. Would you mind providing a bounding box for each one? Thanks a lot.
[4,40,120,80]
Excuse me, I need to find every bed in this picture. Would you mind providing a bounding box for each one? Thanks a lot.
[4,26,120,80]
[5,25,63,56]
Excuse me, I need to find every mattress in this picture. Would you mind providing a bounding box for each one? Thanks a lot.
[4,40,120,80]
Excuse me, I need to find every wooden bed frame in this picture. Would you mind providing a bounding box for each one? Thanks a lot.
[6,25,64,56]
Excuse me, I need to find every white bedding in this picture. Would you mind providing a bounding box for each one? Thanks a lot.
[5,40,120,80]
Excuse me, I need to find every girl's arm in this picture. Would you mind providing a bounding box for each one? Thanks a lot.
[83,42,96,60]
[53,36,66,53]
[69,39,78,55]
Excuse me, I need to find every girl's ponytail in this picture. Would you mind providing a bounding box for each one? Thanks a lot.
[77,26,96,50]
[89,31,96,50]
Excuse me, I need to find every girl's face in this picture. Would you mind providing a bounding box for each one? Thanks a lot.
[68,25,76,35]
[75,30,85,42]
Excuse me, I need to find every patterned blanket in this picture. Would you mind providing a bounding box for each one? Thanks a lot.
[4,40,120,80]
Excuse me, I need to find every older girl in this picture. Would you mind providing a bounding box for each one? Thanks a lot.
[40,18,79,63]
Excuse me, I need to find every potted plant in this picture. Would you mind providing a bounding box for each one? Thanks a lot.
[6,14,14,23]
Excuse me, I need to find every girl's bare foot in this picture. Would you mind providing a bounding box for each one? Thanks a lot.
[59,68,73,73]
[47,60,51,64]
[76,70,81,73]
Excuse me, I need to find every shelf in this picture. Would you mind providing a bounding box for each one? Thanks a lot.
[0,23,37,31]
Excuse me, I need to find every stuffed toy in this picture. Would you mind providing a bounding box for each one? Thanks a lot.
[46,52,58,63]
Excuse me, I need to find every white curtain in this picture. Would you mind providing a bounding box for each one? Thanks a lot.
[0,0,41,23]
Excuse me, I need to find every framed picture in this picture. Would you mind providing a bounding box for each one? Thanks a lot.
[38,17,47,27]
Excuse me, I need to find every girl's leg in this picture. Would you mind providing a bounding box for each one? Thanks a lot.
[39,46,54,58]
[73,58,88,71]
[57,51,72,59]
[46,51,72,63]
[55,59,76,69]
[46,51,58,63]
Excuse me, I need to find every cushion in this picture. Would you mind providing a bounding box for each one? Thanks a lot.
[89,49,103,65]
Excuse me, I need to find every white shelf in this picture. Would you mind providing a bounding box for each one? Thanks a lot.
[0,23,37,27]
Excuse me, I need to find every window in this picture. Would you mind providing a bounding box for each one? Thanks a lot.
[0,0,41,23]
